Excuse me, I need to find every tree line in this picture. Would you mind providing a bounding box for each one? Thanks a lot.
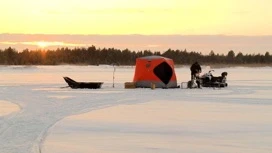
[0,46,271,65]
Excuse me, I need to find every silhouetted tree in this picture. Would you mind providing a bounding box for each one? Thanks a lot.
[0,46,271,65]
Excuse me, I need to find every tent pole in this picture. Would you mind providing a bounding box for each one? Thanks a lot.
[113,64,116,88]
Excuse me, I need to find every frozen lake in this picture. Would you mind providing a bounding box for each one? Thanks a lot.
[0,65,272,153]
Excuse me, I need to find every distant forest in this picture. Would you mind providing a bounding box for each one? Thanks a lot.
[0,46,271,65]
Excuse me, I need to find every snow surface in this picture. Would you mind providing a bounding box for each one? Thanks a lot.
[0,65,272,153]
[0,101,20,117]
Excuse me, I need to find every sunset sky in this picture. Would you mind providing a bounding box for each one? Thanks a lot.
[1,0,272,35]
[1,0,272,54]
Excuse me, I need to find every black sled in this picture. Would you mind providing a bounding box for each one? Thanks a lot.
[63,77,103,89]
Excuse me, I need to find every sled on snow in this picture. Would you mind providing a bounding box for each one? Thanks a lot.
[63,77,103,89]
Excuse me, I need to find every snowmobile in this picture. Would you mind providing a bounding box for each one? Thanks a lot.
[199,70,228,88]
[186,70,228,89]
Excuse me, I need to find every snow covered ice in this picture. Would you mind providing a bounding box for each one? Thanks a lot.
[0,65,272,153]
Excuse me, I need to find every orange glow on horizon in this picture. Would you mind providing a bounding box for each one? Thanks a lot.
[37,41,49,49]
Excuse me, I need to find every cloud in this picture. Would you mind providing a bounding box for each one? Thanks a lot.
[233,10,251,15]
[1,34,271,55]
[73,8,174,15]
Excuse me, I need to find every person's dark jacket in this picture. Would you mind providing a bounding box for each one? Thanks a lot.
[190,62,201,75]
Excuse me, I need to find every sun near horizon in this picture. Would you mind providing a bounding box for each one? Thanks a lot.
[1,0,272,36]
[36,41,49,49]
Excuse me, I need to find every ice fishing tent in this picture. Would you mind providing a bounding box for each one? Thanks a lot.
[133,56,178,88]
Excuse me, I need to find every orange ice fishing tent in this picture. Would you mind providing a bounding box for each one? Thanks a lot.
[133,56,178,88]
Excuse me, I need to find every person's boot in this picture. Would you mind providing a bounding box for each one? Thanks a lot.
[197,81,202,89]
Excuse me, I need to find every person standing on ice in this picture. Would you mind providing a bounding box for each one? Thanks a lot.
[190,61,202,88]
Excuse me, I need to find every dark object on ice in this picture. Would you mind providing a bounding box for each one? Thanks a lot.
[187,79,201,89]
[190,61,202,80]
[199,70,228,88]
[63,77,103,89]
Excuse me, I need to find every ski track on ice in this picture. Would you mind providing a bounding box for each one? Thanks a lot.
[0,84,155,153]
[0,82,271,153]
